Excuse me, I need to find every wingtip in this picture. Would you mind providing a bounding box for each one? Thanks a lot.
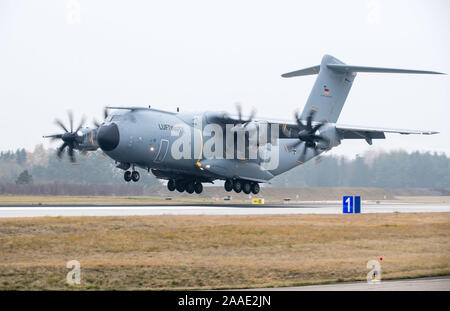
[424,131,439,135]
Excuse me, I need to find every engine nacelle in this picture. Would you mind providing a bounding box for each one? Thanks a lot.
[316,123,340,150]
[76,128,99,151]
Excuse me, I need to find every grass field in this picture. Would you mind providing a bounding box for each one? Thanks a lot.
[0,213,449,290]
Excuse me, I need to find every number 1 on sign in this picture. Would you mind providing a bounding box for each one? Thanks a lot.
[345,197,351,213]
[343,196,353,214]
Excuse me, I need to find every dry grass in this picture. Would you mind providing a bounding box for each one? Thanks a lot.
[393,196,450,204]
[0,213,449,290]
[0,195,209,205]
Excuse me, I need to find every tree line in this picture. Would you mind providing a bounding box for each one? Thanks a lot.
[270,150,450,188]
[0,144,160,187]
[0,145,448,195]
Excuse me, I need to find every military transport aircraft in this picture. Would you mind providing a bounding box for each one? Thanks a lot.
[44,55,443,195]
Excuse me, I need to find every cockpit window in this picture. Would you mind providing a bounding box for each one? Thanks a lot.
[109,114,136,123]
[111,115,122,121]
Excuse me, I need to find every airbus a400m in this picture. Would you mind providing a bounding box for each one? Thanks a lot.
[44,55,442,195]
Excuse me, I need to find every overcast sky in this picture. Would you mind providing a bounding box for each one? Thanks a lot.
[0,0,449,158]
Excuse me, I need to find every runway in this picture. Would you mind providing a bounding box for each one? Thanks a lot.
[250,276,450,291]
[0,203,449,217]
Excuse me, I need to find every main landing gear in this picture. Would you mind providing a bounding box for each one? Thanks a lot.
[124,170,140,182]
[224,179,260,194]
[167,179,203,194]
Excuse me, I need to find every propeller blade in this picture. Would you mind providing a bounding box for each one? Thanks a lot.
[103,107,108,119]
[285,140,301,152]
[235,102,242,122]
[296,144,308,163]
[248,107,256,121]
[74,115,86,133]
[57,142,68,159]
[243,107,256,127]
[55,118,68,133]
[68,146,76,164]
[294,110,307,131]
[93,118,101,128]
[282,124,292,137]
[68,110,74,133]
[43,134,63,140]
[311,121,326,133]
[307,110,316,129]
[302,144,308,156]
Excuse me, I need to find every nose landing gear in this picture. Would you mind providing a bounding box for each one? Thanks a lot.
[124,171,132,182]
[123,169,140,182]
[131,171,140,182]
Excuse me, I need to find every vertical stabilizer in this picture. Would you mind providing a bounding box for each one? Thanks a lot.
[299,54,355,122]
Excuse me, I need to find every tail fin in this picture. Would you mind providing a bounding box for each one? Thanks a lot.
[282,54,444,123]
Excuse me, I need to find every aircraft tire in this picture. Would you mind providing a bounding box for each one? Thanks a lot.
[243,182,251,194]
[251,183,260,194]
[176,182,185,192]
[124,171,132,182]
[224,179,233,192]
[194,182,203,194]
[167,179,176,191]
[131,171,140,182]
[186,182,195,194]
[233,180,242,193]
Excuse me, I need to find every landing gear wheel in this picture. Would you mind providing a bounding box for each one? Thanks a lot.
[233,180,242,193]
[224,179,233,192]
[167,179,176,191]
[251,183,260,194]
[243,182,251,194]
[124,171,132,182]
[185,182,195,194]
[176,182,185,193]
[131,171,140,182]
[194,182,203,194]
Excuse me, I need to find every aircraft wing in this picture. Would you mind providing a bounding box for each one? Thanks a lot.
[250,117,439,142]
[332,124,439,144]
[334,124,438,139]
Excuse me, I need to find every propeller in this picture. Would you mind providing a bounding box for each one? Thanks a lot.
[93,107,109,128]
[43,111,86,164]
[234,102,256,127]
[283,109,330,162]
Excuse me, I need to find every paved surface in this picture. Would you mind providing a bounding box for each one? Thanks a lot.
[250,276,450,291]
[0,203,449,217]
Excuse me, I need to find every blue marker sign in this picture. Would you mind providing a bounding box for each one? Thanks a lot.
[354,196,361,213]
[343,196,353,213]
[343,196,361,214]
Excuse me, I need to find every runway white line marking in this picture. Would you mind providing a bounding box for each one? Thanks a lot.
[0,204,449,217]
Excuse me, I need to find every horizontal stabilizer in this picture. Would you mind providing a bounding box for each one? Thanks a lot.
[281,65,320,78]
[327,64,445,75]
[281,62,445,78]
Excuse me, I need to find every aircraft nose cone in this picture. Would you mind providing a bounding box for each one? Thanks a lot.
[97,123,120,151]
